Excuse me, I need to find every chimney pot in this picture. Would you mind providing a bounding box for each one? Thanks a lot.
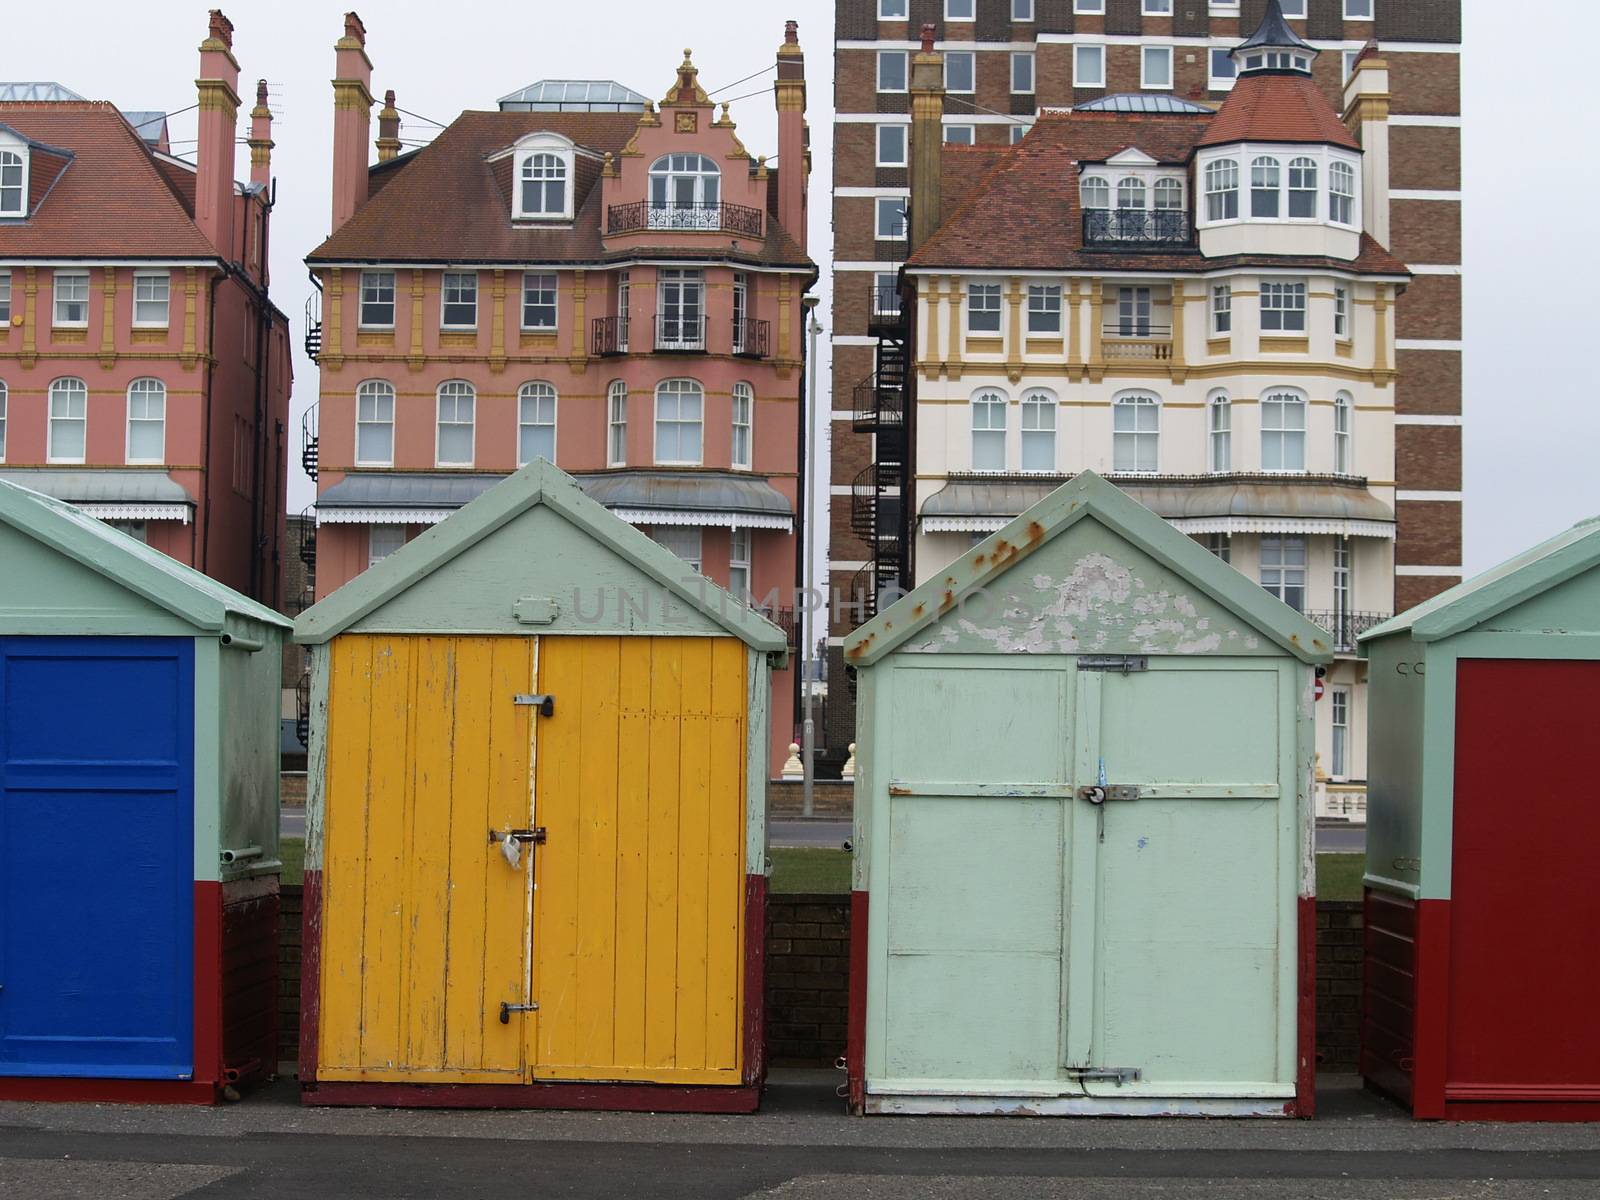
[785,19,798,44]
[208,9,234,47]
[920,22,935,53]
[344,11,366,43]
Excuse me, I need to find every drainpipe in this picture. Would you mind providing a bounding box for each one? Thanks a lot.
[801,299,821,819]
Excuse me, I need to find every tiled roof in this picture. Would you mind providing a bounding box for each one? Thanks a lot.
[1197,72,1360,150]
[307,110,812,271]
[908,110,1404,276]
[0,101,217,258]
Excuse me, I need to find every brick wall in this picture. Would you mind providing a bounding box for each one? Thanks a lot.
[277,885,302,1068]
[1316,900,1364,1072]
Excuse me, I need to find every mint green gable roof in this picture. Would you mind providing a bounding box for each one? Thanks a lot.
[294,459,787,652]
[1363,516,1600,645]
[0,479,290,633]
[844,470,1334,668]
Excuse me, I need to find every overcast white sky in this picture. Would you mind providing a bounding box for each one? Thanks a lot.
[11,0,1597,576]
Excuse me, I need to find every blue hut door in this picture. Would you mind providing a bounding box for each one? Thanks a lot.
[0,638,195,1079]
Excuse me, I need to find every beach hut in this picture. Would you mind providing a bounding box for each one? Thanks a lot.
[0,480,288,1103]
[1360,517,1600,1120]
[293,460,784,1110]
[842,471,1333,1116]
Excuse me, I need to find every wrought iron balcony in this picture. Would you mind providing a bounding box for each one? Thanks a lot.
[1305,609,1391,653]
[655,314,707,352]
[732,317,771,359]
[1082,208,1193,249]
[868,282,904,330]
[592,315,629,357]
[607,200,765,237]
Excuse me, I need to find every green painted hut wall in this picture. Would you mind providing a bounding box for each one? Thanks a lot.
[217,627,286,883]
[0,525,192,636]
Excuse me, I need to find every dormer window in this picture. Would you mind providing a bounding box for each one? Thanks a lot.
[512,132,576,221]
[0,150,24,216]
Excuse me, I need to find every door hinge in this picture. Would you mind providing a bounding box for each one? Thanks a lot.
[1067,1066,1141,1085]
[499,1001,539,1023]
[1077,655,1147,673]
[513,693,555,716]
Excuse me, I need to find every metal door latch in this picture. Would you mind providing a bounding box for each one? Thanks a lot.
[513,693,555,717]
[1076,785,1140,804]
[1067,1066,1141,1085]
[489,828,546,846]
[1076,655,1148,674]
[499,1001,539,1024]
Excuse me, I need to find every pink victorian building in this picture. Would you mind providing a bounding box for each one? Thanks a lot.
[0,12,292,605]
[303,14,816,773]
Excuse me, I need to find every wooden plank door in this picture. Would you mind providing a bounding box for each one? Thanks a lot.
[527,636,747,1086]
[317,635,534,1083]
[1065,659,1295,1099]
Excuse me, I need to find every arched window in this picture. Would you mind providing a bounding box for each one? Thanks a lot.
[1288,157,1318,219]
[649,154,722,229]
[654,378,704,464]
[607,379,628,467]
[1260,388,1307,472]
[1251,156,1281,218]
[1329,161,1356,225]
[435,380,475,467]
[1080,175,1110,211]
[355,380,395,466]
[731,381,753,470]
[971,389,1007,471]
[1153,178,1183,210]
[1113,391,1160,473]
[1334,391,1354,474]
[1204,159,1238,221]
[519,153,568,217]
[1116,177,1146,210]
[48,377,88,464]
[126,378,166,464]
[1207,390,1231,473]
[518,381,557,465]
[0,380,8,462]
[0,149,23,216]
[1020,389,1056,473]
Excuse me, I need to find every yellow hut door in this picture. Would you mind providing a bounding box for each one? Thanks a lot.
[318,636,536,1083]
[526,636,748,1086]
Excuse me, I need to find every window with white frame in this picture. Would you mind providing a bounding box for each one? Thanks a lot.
[1113,392,1160,473]
[1250,156,1281,218]
[607,380,628,466]
[125,378,165,463]
[435,380,475,466]
[1333,536,1354,633]
[1080,175,1110,210]
[0,380,6,461]
[368,525,405,568]
[133,272,170,327]
[1208,390,1231,472]
[616,270,631,352]
[971,390,1007,471]
[1154,177,1183,213]
[1329,161,1356,225]
[1211,283,1232,334]
[1205,159,1238,220]
[1117,177,1147,211]
[356,379,395,466]
[947,0,975,19]
[1287,157,1319,219]
[1334,286,1350,340]
[876,123,907,168]
[649,154,721,223]
[1143,0,1172,12]
[1209,48,1237,89]
[967,282,1001,333]
[1345,0,1372,16]
[53,270,89,327]
[1075,0,1105,11]
[878,50,908,92]
[1279,0,1305,15]
[1330,687,1350,777]
[944,125,976,145]
[0,147,25,216]
[1012,52,1035,94]
[441,272,477,328]
[1027,284,1061,334]
[1074,44,1105,88]
[1261,388,1307,471]
[0,270,10,324]
[657,268,704,346]
[1210,0,1239,9]
[654,378,703,464]
[518,381,557,465]
[1334,390,1354,473]
[359,270,395,327]
[1259,535,1307,612]
[521,272,558,330]
[1342,49,1361,83]
[1012,0,1034,20]
[732,272,749,354]
[875,196,907,240]
[1116,286,1152,337]
[1010,123,1032,145]
[1142,46,1173,89]
[651,526,703,573]
[944,51,975,93]
[1261,281,1307,332]
[48,377,87,463]
[728,528,752,601]
[1021,390,1056,472]
[731,381,753,470]
[874,271,899,315]
[879,0,908,16]
[1206,533,1231,562]
[516,142,572,220]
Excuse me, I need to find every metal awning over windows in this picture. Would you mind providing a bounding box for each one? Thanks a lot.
[0,468,195,523]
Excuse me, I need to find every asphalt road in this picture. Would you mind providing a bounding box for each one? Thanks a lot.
[2,1076,1597,1199]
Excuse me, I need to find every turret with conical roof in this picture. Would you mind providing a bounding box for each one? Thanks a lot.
[1231,0,1317,77]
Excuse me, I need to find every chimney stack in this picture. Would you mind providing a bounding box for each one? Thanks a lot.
[247,79,274,190]
[330,12,374,233]
[774,20,807,250]
[1342,39,1390,247]
[195,10,241,257]
[909,23,945,252]
[376,89,402,162]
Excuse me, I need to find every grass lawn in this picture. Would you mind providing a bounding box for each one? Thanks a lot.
[1316,852,1365,902]
[280,837,305,886]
